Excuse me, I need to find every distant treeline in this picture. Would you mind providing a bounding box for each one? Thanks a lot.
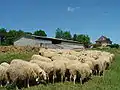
[0,28,91,47]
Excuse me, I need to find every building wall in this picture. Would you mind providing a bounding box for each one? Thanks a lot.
[101,42,110,47]
[14,37,52,47]
[61,41,84,49]
[14,37,84,49]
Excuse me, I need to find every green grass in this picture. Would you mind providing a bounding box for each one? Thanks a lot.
[0,52,37,63]
[1,49,120,90]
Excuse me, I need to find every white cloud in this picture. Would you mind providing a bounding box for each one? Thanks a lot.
[67,6,80,12]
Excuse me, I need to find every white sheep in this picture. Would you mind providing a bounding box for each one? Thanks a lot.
[7,59,46,88]
[0,65,8,87]
[31,54,52,62]
[78,63,92,84]
[30,60,54,83]
[52,60,67,83]
[62,54,78,60]
[0,62,10,86]
[0,62,10,68]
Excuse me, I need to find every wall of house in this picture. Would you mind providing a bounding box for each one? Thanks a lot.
[14,37,52,47]
[101,42,110,47]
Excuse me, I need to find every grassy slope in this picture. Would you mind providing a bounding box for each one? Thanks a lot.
[0,49,120,90]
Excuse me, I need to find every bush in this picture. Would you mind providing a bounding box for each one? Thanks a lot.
[108,44,119,49]
[92,44,101,48]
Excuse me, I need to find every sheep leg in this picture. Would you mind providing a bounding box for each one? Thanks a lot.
[70,75,72,82]
[73,75,76,85]
[53,75,55,84]
[80,78,82,85]
[0,81,2,87]
[47,76,49,83]
[61,75,64,82]
[27,79,30,88]
[65,77,67,82]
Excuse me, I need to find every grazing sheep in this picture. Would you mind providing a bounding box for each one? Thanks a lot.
[62,54,78,60]
[0,62,10,68]
[66,63,81,84]
[39,48,59,58]
[30,60,54,83]
[52,60,66,83]
[31,54,52,62]
[51,55,69,61]
[78,63,92,84]
[0,65,8,87]
[7,60,46,88]
[0,62,10,86]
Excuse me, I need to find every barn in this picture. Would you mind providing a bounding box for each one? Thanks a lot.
[14,35,84,49]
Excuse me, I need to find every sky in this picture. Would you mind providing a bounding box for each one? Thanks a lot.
[0,0,120,43]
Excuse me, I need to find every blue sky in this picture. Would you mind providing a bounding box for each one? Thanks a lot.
[0,0,120,43]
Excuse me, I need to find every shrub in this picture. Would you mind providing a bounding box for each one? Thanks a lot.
[108,44,119,49]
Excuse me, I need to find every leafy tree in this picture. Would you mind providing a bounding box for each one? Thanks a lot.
[6,30,25,45]
[0,28,7,35]
[76,34,90,48]
[6,30,18,45]
[108,44,119,49]
[55,28,63,39]
[33,30,47,36]
[25,32,32,35]
[0,28,7,45]
[73,34,77,41]
[63,31,72,40]
[17,30,24,37]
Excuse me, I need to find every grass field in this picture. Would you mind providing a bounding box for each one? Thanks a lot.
[0,48,120,90]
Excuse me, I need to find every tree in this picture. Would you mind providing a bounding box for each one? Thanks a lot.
[33,30,47,36]
[17,30,25,37]
[63,31,72,40]
[76,34,90,48]
[0,28,7,35]
[6,30,25,45]
[73,34,77,41]
[0,28,7,45]
[55,28,63,39]
[25,32,32,35]
[6,30,18,45]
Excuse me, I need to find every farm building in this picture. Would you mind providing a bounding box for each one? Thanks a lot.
[95,36,112,47]
[14,35,84,49]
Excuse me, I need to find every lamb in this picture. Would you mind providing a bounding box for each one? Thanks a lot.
[30,60,54,83]
[7,59,46,88]
[31,54,52,62]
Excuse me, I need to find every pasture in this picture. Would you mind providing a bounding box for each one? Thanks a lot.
[0,48,120,90]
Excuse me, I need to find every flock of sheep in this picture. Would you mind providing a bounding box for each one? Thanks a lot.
[0,48,115,89]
